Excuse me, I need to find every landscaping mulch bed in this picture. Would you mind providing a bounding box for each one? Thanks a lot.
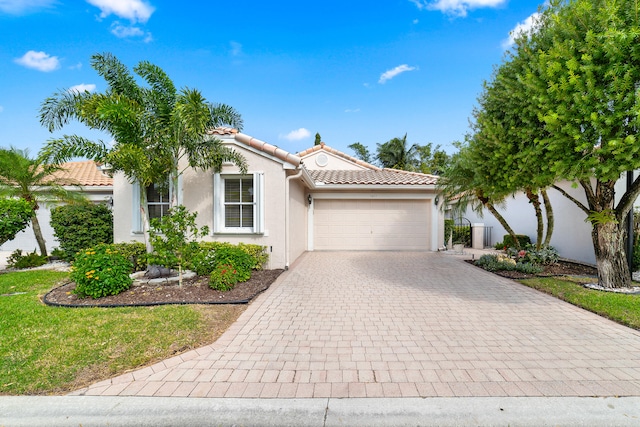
[43,269,284,307]
[467,259,598,281]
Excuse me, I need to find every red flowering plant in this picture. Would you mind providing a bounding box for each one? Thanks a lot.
[209,264,242,291]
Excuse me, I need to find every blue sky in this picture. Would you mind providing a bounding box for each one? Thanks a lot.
[0,0,543,159]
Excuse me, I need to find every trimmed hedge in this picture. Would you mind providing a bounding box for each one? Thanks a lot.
[50,203,113,261]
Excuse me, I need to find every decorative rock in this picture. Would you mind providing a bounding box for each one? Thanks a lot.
[144,265,173,279]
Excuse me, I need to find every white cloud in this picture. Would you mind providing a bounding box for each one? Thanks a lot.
[281,128,311,141]
[0,106,4,113]
[110,21,152,41]
[409,0,506,17]
[230,41,243,56]
[345,108,361,113]
[502,12,540,48]
[86,0,154,23]
[0,0,56,14]
[14,50,60,72]
[378,64,417,84]
[69,62,83,70]
[68,83,96,93]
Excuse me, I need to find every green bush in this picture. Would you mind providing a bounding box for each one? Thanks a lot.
[452,225,471,245]
[502,234,531,249]
[444,219,454,246]
[0,198,33,245]
[475,254,502,272]
[7,250,47,269]
[633,242,640,271]
[191,242,268,275]
[110,242,148,272]
[519,244,559,265]
[514,262,543,274]
[209,264,242,291]
[212,245,253,282]
[50,203,113,261]
[70,244,132,299]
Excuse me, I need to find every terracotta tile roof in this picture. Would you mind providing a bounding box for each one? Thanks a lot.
[297,143,380,170]
[207,127,302,167]
[309,168,438,186]
[51,160,113,186]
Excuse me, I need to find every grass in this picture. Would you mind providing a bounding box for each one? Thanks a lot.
[519,276,640,330]
[0,270,245,395]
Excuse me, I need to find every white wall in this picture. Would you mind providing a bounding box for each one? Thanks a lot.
[463,175,640,265]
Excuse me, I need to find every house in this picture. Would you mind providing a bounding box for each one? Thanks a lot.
[462,177,640,265]
[0,160,114,253]
[112,128,443,269]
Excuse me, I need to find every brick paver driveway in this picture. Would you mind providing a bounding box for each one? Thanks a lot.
[73,252,640,398]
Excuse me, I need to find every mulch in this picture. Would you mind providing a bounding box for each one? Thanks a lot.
[43,269,284,307]
[466,259,598,281]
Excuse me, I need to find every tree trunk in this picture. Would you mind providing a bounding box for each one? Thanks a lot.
[30,213,48,257]
[169,168,179,209]
[592,220,631,289]
[485,202,520,248]
[139,185,152,254]
[525,187,544,250]
[541,189,554,247]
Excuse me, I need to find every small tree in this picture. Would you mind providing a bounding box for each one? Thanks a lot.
[148,205,209,287]
[314,133,322,146]
[348,142,374,164]
[0,198,33,245]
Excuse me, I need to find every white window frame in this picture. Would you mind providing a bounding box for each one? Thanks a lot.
[132,178,179,233]
[214,172,264,234]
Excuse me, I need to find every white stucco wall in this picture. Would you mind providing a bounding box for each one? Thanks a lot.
[462,175,640,265]
[112,143,305,270]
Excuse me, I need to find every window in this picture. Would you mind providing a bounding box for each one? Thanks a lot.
[214,173,264,234]
[146,182,170,220]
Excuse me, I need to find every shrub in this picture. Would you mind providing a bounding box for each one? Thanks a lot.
[7,249,47,269]
[237,243,269,270]
[0,198,32,245]
[209,264,242,291]
[507,244,559,265]
[634,242,640,271]
[475,254,501,272]
[475,253,541,274]
[514,262,543,274]
[212,245,253,282]
[452,225,471,246]
[444,219,454,246]
[502,234,531,249]
[111,242,148,272]
[50,203,113,261]
[191,242,268,275]
[494,241,505,250]
[70,244,132,299]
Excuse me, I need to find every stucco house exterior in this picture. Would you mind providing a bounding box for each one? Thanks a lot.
[462,177,639,265]
[112,128,443,269]
[0,160,114,253]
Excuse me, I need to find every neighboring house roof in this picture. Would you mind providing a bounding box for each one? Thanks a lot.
[297,143,380,170]
[309,169,438,186]
[52,160,113,187]
[208,127,302,167]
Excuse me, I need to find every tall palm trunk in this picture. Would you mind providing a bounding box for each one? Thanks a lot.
[30,213,48,257]
[139,185,152,254]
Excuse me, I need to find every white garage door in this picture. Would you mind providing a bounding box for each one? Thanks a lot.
[313,199,430,250]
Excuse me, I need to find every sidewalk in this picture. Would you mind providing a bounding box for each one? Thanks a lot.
[2,396,640,426]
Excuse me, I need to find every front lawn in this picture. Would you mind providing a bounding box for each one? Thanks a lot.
[518,276,640,330]
[0,270,245,395]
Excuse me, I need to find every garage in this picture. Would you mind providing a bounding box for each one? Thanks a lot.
[312,198,431,251]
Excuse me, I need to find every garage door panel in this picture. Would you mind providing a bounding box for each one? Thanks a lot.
[313,199,430,251]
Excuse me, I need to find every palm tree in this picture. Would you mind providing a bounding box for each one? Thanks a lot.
[0,147,85,256]
[39,52,246,251]
[376,134,419,170]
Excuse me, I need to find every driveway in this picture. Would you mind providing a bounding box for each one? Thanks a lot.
[71,251,640,398]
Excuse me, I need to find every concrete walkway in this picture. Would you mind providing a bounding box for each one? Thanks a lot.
[70,251,640,399]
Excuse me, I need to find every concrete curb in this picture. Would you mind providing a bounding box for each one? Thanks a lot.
[2,396,640,426]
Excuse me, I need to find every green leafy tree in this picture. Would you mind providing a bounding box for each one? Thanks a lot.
[376,134,418,170]
[469,0,640,288]
[148,205,209,287]
[314,132,322,146]
[348,142,373,164]
[0,148,85,256]
[415,143,451,175]
[0,198,33,246]
[39,52,246,253]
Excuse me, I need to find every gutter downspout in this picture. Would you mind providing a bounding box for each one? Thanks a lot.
[285,167,304,270]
